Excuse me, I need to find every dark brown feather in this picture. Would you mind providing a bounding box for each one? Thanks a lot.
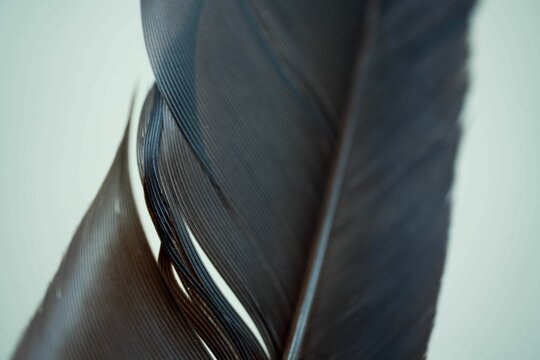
[14,128,211,359]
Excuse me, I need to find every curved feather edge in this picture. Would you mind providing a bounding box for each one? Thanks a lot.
[13,122,211,359]
[139,0,476,359]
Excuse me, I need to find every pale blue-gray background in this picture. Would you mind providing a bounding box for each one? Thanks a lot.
[0,0,539,359]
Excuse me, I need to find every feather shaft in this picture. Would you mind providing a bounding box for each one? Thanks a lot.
[282,3,379,358]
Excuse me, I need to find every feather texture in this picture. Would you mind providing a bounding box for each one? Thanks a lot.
[14,126,211,359]
[139,0,475,358]
[15,0,475,358]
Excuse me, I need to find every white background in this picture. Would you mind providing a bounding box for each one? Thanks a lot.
[0,0,539,358]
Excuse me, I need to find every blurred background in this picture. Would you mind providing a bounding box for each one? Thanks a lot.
[0,0,538,358]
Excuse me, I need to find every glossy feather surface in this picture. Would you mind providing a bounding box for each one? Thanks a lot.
[15,0,475,358]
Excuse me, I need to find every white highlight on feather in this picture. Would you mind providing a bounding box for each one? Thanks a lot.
[200,339,218,360]
[171,266,188,296]
[184,220,269,357]
[127,84,268,358]
[128,87,162,259]
[114,198,121,214]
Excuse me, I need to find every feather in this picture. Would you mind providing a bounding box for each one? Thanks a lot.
[13,123,211,359]
[15,0,476,358]
[138,0,475,358]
